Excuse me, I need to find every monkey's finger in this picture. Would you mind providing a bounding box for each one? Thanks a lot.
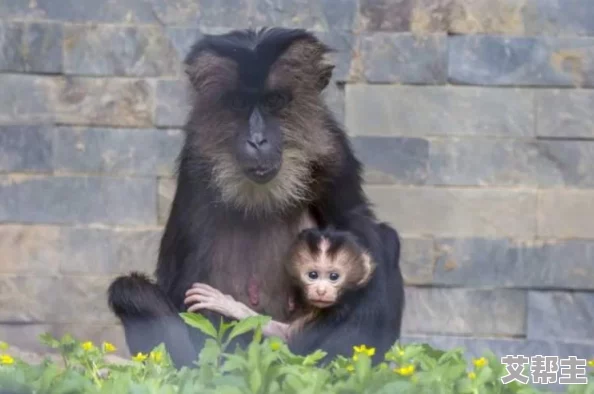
[185,287,220,298]
[189,284,225,298]
[187,302,214,313]
[184,294,214,305]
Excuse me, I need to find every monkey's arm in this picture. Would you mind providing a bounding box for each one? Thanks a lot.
[185,283,290,341]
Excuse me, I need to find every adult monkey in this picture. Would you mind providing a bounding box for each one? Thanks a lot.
[108,27,404,368]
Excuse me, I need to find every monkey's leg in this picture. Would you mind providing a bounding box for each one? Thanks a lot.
[107,273,198,368]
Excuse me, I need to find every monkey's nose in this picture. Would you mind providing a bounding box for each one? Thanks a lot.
[245,138,270,157]
[316,288,326,296]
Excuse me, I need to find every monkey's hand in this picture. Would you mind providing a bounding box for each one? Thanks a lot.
[184,283,290,341]
[184,283,257,321]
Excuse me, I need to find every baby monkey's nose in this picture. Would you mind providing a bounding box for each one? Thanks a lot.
[316,287,327,296]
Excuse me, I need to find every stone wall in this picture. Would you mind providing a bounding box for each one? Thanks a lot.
[1,0,593,361]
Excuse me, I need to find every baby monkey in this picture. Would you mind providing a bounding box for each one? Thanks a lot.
[184,228,376,341]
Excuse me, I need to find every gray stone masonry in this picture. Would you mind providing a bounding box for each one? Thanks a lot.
[0,0,593,363]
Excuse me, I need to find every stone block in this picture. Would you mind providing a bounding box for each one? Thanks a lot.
[449,36,594,87]
[537,90,594,138]
[25,22,63,73]
[149,0,251,28]
[0,275,59,322]
[0,324,54,354]
[359,0,412,31]
[365,186,537,237]
[53,127,182,176]
[158,178,177,225]
[321,0,357,31]
[447,0,530,35]
[402,287,526,336]
[59,228,162,275]
[0,125,52,172]
[447,0,594,36]
[155,79,192,128]
[352,136,428,185]
[5,0,157,23]
[538,190,594,238]
[0,75,53,124]
[400,238,434,285]
[535,141,594,187]
[523,0,594,36]
[314,31,354,82]
[0,22,25,71]
[434,238,594,290]
[410,0,451,33]
[0,175,157,225]
[528,291,594,342]
[359,33,447,83]
[54,276,118,324]
[0,225,61,274]
[0,225,161,276]
[49,77,154,127]
[64,25,179,77]
[345,85,534,137]
[428,139,574,187]
[252,0,326,30]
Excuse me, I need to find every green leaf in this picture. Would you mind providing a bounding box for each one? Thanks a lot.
[180,312,218,338]
[302,349,328,366]
[226,315,271,345]
[248,368,262,394]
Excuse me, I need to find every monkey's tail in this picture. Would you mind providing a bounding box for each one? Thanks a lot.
[107,272,198,368]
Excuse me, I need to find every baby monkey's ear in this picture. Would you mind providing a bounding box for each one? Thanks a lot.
[355,252,376,287]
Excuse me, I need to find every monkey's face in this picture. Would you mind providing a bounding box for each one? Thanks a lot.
[300,267,346,308]
[184,29,339,213]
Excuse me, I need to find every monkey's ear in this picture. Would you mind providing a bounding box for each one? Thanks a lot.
[317,62,335,91]
[184,50,237,93]
[355,252,376,287]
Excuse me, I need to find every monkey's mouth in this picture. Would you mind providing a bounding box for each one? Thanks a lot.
[310,299,335,308]
[245,165,280,184]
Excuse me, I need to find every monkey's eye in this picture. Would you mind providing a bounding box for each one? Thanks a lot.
[329,272,340,281]
[308,271,318,280]
[261,92,290,112]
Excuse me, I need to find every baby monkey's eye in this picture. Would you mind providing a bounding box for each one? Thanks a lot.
[329,272,340,281]
[308,271,318,280]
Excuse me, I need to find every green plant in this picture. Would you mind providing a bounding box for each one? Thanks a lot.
[0,316,592,393]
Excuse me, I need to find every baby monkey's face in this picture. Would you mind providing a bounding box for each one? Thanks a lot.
[301,264,346,308]
[287,228,376,309]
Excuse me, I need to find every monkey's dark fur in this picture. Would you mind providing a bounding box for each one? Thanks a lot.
[108,27,405,368]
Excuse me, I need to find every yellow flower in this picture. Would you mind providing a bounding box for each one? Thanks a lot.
[132,352,148,362]
[149,350,163,363]
[0,342,8,351]
[353,344,376,358]
[472,357,487,368]
[588,359,594,368]
[0,354,14,365]
[468,372,477,380]
[346,364,355,373]
[102,342,116,353]
[81,341,95,351]
[270,341,281,351]
[394,364,415,376]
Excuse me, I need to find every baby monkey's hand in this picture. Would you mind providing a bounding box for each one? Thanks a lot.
[184,283,258,321]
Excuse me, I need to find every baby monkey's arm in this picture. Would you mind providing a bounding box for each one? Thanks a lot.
[184,283,290,341]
